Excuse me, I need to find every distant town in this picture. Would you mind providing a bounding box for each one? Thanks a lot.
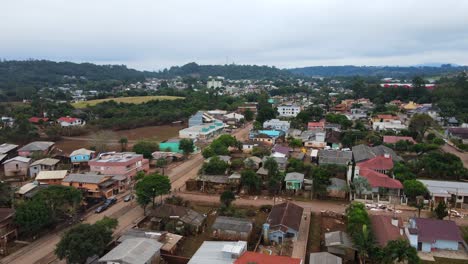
[0,61,468,264]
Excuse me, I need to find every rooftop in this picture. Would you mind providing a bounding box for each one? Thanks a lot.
[267,202,304,231]
[285,172,305,182]
[188,241,247,264]
[70,148,95,157]
[212,216,253,233]
[18,141,54,152]
[98,238,163,264]
[357,155,393,171]
[318,149,352,166]
[235,251,302,264]
[0,143,18,154]
[358,168,403,189]
[352,144,402,163]
[30,158,60,167]
[90,152,143,163]
[309,252,342,264]
[418,179,468,196]
[414,218,463,243]
[62,173,109,184]
[370,215,404,247]
[2,156,31,164]
[35,170,68,180]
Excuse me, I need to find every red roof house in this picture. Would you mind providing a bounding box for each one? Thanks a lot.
[308,120,325,130]
[383,136,416,145]
[28,117,49,124]
[371,215,405,247]
[235,251,302,264]
[358,168,403,190]
[357,155,394,174]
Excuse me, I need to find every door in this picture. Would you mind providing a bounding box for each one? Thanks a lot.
[417,242,422,251]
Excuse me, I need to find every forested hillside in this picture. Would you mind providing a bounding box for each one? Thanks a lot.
[289,65,468,78]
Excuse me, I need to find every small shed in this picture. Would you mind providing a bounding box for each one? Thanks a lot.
[211,216,253,241]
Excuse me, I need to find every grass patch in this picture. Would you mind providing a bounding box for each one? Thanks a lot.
[72,95,184,108]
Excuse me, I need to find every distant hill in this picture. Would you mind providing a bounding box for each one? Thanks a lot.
[288,65,468,78]
[156,62,293,80]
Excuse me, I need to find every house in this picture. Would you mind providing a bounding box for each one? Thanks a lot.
[307,121,325,130]
[331,103,347,113]
[326,130,342,149]
[383,136,416,145]
[148,204,206,233]
[325,123,342,132]
[318,150,352,166]
[159,139,183,153]
[117,229,183,255]
[446,127,468,144]
[238,103,258,114]
[352,144,403,163]
[253,134,275,145]
[242,141,260,153]
[18,141,55,157]
[243,156,262,169]
[0,143,18,162]
[29,158,60,177]
[88,152,149,179]
[262,156,287,171]
[2,156,31,178]
[62,173,117,199]
[351,166,403,204]
[272,145,291,158]
[98,238,163,264]
[372,120,407,131]
[252,130,283,140]
[57,116,85,127]
[28,117,49,124]
[211,216,253,241]
[35,170,68,185]
[372,114,400,123]
[371,215,405,248]
[224,113,244,123]
[309,252,342,264]
[70,148,95,163]
[284,172,304,191]
[417,179,468,208]
[265,202,304,244]
[0,208,17,255]
[356,155,394,175]
[348,108,368,120]
[206,155,232,165]
[228,173,241,185]
[325,231,354,256]
[235,251,302,264]
[188,241,247,264]
[179,121,225,140]
[406,218,464,252]
[402,101,419,110]
[263,119,290,132]
[15,182,48,199]
[277,104,301,117]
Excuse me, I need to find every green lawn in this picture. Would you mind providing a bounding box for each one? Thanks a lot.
[72,95,184,108]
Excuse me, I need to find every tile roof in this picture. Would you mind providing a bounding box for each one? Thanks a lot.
[357,156,394,171]
[352,144,402,163]
[318,150,352,166]
[235,251,302,264]
[383,136,416,144]
[62,173,109,184]
[370,215,404,247]
[212,216,253,233]
[98,238,162,264]
[414,218,463,243]
[57,116,80,123]
[267,202,304,232]
[272,145,292,155]
[358,168,403,189]
[28,117,49,123]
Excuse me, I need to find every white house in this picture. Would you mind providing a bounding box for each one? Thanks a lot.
[57,117,85,127]
[179,121,225,140]
[406,218,464,252]
[263,119,290,132]
[277,104,301,117]
[372,120,407,131]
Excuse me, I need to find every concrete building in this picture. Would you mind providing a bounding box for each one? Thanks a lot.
[2,156,31,178]
[88,152,149,179]
[188,241,247,264]
[57,116,85,127]
[277,104,301,117]
[263,119,290,132]
[29,158,60,177]
[99,238,163,264]
[179,121,225,140]
[70,148,95,164]
[35,170,68,185]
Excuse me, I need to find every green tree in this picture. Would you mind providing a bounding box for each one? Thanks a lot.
[202,147,215,158]
[35,185,82,221]
[55,217,118,264]
[403,180,428,202]
[288,138,303,151]
[409,114,434,140]
[220,191,236,207]
[264,157,279,180]
[203,156,229,175]
[393,162,416,182]
[434,201,448,220]
[416,152,467,180]
[119,137,128,151]
[156,158,168,175]
[15,199,52,236]
[352,176,371,197]
[244,109,254,122]
[133,140,159,159]
[135,173,171,210]
[240,169,261,194]
[179,138,195,156]
[0,181,12,207]
[382,239,420,264]
[310,166,331,199]
[251,146,270,158]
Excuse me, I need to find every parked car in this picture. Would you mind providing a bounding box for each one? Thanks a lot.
[104,197,117,206]
[124,194,134,202]
[95,204,108,213]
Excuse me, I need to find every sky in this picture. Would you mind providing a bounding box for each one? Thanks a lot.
[1,0,468,71]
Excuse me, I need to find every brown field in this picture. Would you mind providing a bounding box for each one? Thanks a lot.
[72,95,184,108]
[55,124,183,153]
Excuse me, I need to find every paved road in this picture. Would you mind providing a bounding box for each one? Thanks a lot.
[0,124,253,264]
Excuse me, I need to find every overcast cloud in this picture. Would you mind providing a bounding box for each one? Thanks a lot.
[1,0,468,70]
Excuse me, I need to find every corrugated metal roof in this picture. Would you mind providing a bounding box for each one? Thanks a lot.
[309,252,342,264]
[70,148,95,157]
[30,158,60,166]
[188,241,247,264]
[0,143,18,154]
[18,141,54,152]
[285,172,304,182]
[35,170,68,180]
[3,156,31,164]
[212,216,253,233]
[98,238,162,264]
[63,173,108,184]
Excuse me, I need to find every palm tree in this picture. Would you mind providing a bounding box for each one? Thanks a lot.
[382,239,420,264]
[354,224,374,264]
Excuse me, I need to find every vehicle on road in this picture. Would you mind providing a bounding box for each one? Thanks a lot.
[95,204,108,213]
[124,194,134,202]
[104,197,117,206]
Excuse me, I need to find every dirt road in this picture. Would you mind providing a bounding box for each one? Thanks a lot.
[442,144,468,168]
